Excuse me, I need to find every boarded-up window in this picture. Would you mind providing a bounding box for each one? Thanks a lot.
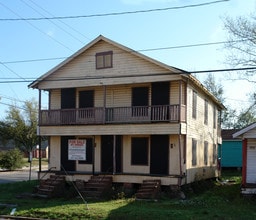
[96,51,113,69]
[204,99,208,125]
[204,141,208,165]
[213,144,217,164]
[192,91,197,119]
[131,137,148,165]
[213,106,216,129]
[192,138,197,166]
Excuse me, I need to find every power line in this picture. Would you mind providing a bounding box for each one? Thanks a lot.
[1,39,246,65]
[20,0,89,45]
[0,2,74,53]
[27,0,91,41]
[0,66,256,84]
[0,0,229,21]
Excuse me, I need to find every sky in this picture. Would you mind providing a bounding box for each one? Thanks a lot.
[0,0,256,119]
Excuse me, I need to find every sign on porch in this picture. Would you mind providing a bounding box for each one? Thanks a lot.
[68,139,86,160]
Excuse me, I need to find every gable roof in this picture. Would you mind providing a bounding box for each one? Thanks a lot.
[28,35,225,110]
[28,35,186,89]
[233,122,256,138]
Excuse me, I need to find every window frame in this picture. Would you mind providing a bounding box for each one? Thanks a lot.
[95,51,113,69]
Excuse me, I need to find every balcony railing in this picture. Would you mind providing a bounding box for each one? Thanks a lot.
[39,105,186,126]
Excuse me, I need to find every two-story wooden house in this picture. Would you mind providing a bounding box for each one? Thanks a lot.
[29,35,224,188]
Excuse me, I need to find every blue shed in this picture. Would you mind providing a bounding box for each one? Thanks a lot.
[220,129,242,168]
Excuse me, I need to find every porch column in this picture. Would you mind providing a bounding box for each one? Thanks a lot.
[179,80,182,122]
[242,138,247,186]
[103,85,106,123]
[113,135,116,174]
[38,89,42,172]
[178,134,182,187]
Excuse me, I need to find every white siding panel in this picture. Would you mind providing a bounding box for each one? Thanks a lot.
[39,124,181,136]
[49,136,60,170]
[247,140,256,183]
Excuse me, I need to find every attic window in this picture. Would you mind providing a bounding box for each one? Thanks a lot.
[96,51,113,69]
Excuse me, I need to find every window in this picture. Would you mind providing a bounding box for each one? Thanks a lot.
[213,144,217,164]
[79,90,94,118]
[192,90,197,119]
[131,137,148,165]
[192,138,197,166]
[132,87,149,117]
[96,51,113,69]
[204,141,208,165]
[204,99,208,125]
[213,106,216,129]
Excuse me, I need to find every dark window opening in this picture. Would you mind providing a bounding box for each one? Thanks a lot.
[192,138,197,166]
[132,87,149,117]
[79,90,94,118]
[131,137,148,165]
[204,141,208,165]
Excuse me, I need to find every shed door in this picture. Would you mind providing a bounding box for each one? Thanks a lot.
[246,146,256,183]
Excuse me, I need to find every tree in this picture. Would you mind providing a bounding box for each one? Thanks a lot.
[4,99,38,155]
[224,13,256,71]
[203,73,225,103]
[222,11,256,128]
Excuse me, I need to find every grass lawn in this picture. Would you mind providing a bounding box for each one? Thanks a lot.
[1,169,256,219]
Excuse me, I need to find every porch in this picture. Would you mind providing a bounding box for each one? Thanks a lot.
[39,105,186,126]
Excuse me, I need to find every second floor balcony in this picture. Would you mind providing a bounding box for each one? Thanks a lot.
[39,105,186,126]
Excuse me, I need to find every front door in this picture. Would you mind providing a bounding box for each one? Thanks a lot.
[101,135,122,173]
[61,136,76,171]
[150,135,169,175]
[151,82,170,121]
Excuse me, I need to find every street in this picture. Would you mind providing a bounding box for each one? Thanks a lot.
[0,166,42,184]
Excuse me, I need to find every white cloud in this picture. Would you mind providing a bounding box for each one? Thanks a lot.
[46,29,55,37]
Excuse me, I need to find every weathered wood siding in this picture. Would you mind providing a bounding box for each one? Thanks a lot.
[39,124,181,136]
[50,89,61,109]
[38,41,181,90]
[48,136,61,170]
[185,83,218,183]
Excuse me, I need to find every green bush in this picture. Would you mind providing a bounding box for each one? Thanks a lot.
[0,148,24,170]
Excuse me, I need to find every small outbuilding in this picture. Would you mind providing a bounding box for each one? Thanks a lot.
[233,123,256,194]
[221,129,242,169]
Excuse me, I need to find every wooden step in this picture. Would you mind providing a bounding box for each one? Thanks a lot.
[78,175,113,198]
[33,174,66,198]
[136,179,161,200]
